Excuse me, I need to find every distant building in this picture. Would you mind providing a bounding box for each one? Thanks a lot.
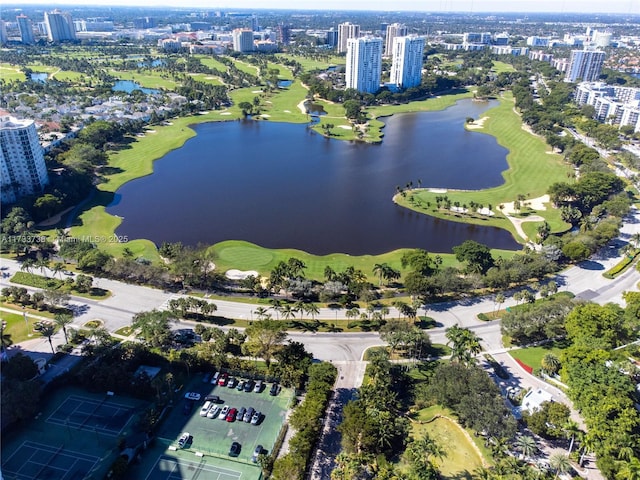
[158,38,182,52]
[575,82,640,132]
[276,23,291,45]
[134,17,157,29]
[527,36,550,47]
[337,22,360,53]
[0,116,49,204]
[251,15,259,32]
[529,50,554,63]
[492,46,529,56]
[565,49,605,82]
[232,28,254,53]
[384,23,407,56]
[346,36,382,94]
[463,32,492,44]
[17,15,35,44]
[390,35,425,89]
[326,29,338,48]
[45,10,76,42]
[493,33,509,45]
[0,21,7,45]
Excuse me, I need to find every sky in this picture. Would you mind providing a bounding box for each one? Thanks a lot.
[9,0,640,14]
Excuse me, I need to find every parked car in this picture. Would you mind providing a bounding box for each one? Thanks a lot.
[206,405,221,419]
[178,432,190,449]
[202,372,212,383]
[226,407,238,422]
[218,373,228,386]
[269,383,279,396]
[244,380,254,392]
[237,407,246,421]
[183,400,194,415]
[199,401,212,417]
[218,405,230,420]
[236,380,245,391]
[184,392,201,401]
[253,380,263,393]
[251,411,262,425]
[252,445,264,463]
[204,394,220,403]
[227,377,237,388]
[211,371,221,384]
[229,441,241,457]
[244,407,255,423]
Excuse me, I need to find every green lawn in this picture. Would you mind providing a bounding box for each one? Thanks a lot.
[0,63,26,82]
[492,61,516,74]
[399,406,489,478]
[509,340,569,372]
[10,272,110,300]
[107,68,178,89]
[209,240,467,282]
[0,309,42,344]
[275,53,345,72]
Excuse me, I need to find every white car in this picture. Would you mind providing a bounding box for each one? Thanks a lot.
[218,405,230,420]
[184,392,201,401]
[177,432,190,448]
[199,401,212,417]
[207,405,220,419]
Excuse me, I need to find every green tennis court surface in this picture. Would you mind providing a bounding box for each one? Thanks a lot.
[1,441,100,480]
[146,455,247,480]
[1,387,147,480]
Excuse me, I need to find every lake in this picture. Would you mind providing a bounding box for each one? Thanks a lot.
[112,80,160,95]
[108,98,521,255]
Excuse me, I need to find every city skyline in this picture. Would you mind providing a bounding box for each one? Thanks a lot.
[3,0,639,14]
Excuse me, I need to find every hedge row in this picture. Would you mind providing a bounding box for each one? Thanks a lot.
[270,362,337,480]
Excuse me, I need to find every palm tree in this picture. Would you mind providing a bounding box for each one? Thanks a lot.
[616,456,640,480]
[35,257,49,277]
[549,453,571,479]
[494,292,505,317]
[20,258,35,274]
[53,313,73,344]
[563,419,581,455]
[268,299,282,319]
[373,263,386,286]
[254,306,269,320]
[51,262,65,279]
[1,320,13,352]
[541,353,561,376]
[37,322,57,354]
[304,303,320,322]
[514,435,537,460]
[280,304,296,321]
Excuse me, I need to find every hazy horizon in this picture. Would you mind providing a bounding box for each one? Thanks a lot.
[4,0,639,14]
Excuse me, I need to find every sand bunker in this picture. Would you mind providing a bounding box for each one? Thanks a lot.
[225,269,259,280]
[499,194,550,215]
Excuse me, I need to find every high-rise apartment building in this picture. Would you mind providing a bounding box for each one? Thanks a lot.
[277,23,291,45]
[232,28,254,52]
[1,116,49,203]
[384,23,407,56]
[0,21,8,45]
[337,22,360,53]
[345,36,383,94]
[17,15,35,44]
[45,10,76,42]
[390,35,425,89]
[565,49,605,82]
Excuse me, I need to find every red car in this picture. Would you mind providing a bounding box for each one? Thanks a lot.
[218,373,228,386]
[226,408,237,422]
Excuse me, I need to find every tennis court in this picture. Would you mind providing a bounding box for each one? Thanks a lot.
[46,394,135,437]
[145,455,248,480]
[1,441,101,480]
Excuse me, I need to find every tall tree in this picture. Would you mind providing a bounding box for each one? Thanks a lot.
[242,319,287,367]
[53,313,73,344]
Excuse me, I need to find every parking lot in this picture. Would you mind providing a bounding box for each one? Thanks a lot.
[153,373,293,466]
